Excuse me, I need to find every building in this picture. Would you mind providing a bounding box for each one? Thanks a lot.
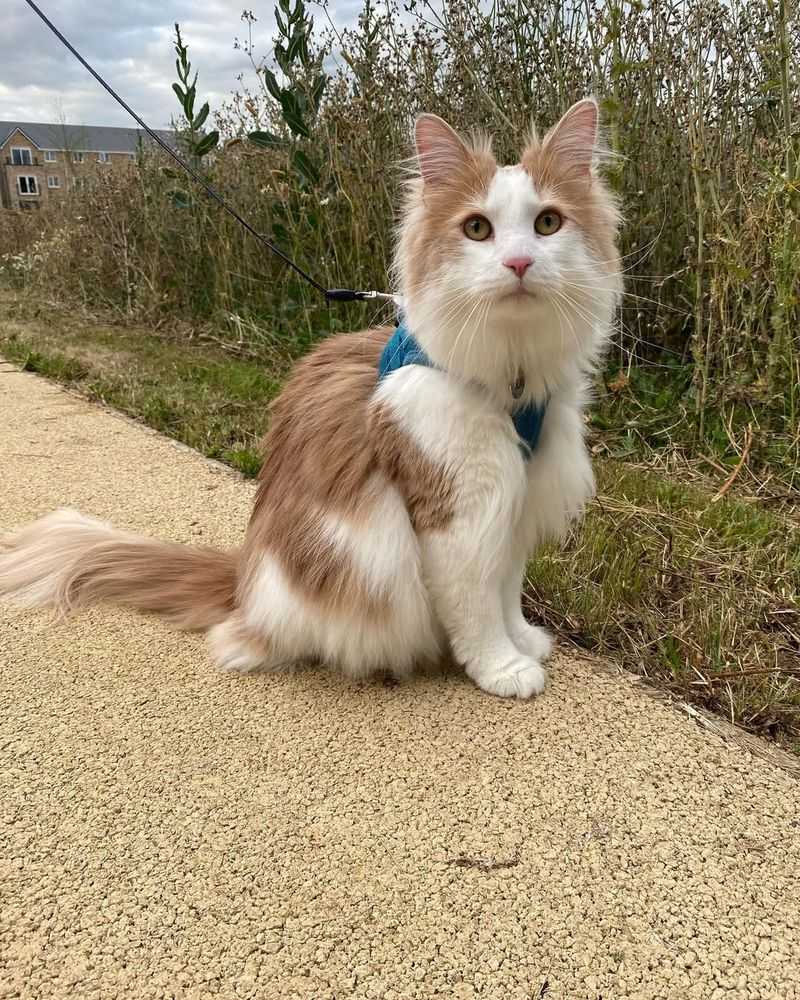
[0,121,177,210]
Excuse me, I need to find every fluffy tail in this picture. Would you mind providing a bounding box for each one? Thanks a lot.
[0,509,237,630]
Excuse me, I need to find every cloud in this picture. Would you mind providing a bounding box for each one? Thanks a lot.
[2,1,358,130]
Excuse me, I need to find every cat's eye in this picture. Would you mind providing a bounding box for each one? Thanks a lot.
[463,215,493,241]
[534,210,563,236]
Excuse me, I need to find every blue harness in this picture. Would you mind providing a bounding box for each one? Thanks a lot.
[378,323,547,458]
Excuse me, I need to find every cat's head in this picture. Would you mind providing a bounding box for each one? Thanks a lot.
[395,99,622,401]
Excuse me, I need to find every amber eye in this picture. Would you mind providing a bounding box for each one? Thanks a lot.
[463,215,493,241]
[534,209,563,236]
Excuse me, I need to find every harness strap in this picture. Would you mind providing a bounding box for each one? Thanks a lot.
[378,324,548,459]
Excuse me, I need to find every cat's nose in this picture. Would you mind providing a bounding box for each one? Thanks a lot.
[503,257,533,279]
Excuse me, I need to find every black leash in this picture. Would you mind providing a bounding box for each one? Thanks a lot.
[22,0,393,305]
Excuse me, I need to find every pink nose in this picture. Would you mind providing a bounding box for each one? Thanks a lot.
[503,256,533,279]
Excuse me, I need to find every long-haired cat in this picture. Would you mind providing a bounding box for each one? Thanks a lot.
[0,99,621,698]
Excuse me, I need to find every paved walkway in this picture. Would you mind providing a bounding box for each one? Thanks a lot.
[1,359,798,1000]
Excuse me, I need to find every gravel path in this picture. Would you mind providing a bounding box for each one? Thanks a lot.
[1,359,798,1000]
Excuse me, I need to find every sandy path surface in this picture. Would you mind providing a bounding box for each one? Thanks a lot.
[1,359,798,1000]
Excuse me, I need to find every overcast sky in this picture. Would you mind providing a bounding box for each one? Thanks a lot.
[2,0,363,129]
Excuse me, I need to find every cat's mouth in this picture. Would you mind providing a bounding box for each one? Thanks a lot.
[498,285,537,302]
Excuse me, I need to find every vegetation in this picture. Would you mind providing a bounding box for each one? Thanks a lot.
[1,296,797,749]
[1,0,797,482]
[0,297,281,477]
[0,0,797,743]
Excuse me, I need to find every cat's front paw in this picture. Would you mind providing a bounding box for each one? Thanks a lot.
[469,655,547,699]
[512,624,553,662]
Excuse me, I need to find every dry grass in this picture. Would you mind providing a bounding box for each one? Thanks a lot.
[528,462,800,747]
[0,0,797,485]
[0,297,282,477]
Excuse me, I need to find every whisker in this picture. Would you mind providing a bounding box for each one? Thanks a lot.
[443,294,486,372]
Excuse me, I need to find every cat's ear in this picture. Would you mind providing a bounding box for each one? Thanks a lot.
[543,98,599,178]
[414,114,470,186]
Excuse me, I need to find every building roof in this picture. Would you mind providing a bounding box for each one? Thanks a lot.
[0,121,177,154]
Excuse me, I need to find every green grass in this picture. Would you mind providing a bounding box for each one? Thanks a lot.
[0,318,282,476]
[529,465,800,745]
[1,307,798,750]
[592,363,799,496]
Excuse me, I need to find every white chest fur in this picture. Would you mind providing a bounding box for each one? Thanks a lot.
[373,364,595,557]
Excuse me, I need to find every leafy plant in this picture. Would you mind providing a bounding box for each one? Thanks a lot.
[172,24,220,161]
[246,0,327,188]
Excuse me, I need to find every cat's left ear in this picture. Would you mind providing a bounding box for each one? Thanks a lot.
[543,98,599,178]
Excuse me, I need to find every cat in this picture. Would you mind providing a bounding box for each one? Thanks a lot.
[0,99,621,698]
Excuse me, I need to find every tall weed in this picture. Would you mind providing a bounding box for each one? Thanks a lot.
[1,0,797,481]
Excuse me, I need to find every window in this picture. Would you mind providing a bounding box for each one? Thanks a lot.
[11,147,32,166]
[44,150,57,162]
[73,177,87,191]
[17,176,38,195]
[47,175,60,189]
[97,151,110,163]
[72,151,85,163]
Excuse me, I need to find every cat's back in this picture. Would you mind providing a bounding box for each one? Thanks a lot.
[256,326,393,508]
[275,325,391,417]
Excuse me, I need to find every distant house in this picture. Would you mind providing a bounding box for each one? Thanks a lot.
[0,121,177,210]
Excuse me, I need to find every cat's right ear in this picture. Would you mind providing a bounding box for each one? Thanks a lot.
[414,114,469,186]
[542,98,600,178]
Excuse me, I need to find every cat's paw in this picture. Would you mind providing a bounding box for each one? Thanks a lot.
[512,624,553,662]
[469,655,547,699]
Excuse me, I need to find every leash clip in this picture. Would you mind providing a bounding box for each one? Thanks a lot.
[325,289,402,306]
